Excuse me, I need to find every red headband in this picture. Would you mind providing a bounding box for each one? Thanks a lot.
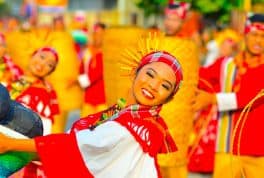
[244,23,264,34]
[244,13,264,34]
[165,1,190,19]
[33,47,59,62]
[138,51,183,94]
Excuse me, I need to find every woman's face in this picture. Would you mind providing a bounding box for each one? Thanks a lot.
[245,25,264,55]
[164,13,183,36]
[28,50,57,78]
[132,62,176,106]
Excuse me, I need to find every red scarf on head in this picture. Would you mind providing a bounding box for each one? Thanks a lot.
[245,22,264,34]
[165,1,190,19]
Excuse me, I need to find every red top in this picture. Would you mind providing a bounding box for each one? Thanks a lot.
[198,56,264,156]
[35,104,177,178]
[79,47,106,105]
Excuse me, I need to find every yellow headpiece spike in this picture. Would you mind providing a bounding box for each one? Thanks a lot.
[119,32,192,76]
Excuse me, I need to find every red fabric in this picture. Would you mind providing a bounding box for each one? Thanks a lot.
[232,63,264,156]
[199,57,225,92]
[2,55,24,81]
[12,79,60,121]
[187,57,223,172]
[32,47,59,62]
[245,22,264,34]
[198,55,264,156]
[35,133,94,178]
[9,79,59,177]
[22,162,39,178]
[72,104,177,155]
[71,111,103,133]
[79,47,106,105]
[71,103,176,178]
[188,111,217,173]
[35,103,177,178]
[114,106,177,178]
[165,1,190,19]
[116,114,177,156]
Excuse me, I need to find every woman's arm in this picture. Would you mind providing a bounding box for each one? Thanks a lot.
[0,133,36,153]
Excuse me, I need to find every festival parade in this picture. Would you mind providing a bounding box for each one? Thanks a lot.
[0,0,263,177]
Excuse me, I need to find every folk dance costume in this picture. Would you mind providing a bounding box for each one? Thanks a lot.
[0,84,43,178]
[187,69,218,175]
[8,47,60,178]
[159,2,200,178]
[197,13,264,177]
[33,39,184,178]
[34,102,177,178]
[8,47,60,135]
[212,13,264,178]
[211,55,264,178]
[78,46,106,116]
[8,78,60,135]
[188,26,241,175]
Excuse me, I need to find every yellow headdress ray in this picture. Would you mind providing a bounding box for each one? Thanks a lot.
[119,32,192,77]
[5,29,56,70]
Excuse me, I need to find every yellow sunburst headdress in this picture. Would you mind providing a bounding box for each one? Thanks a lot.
[118,33,196,93]
[5,29,58,70]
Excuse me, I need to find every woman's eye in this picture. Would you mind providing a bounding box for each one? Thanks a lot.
[48,63,54,69]
[162,84,170,90]
[146,71,154,78]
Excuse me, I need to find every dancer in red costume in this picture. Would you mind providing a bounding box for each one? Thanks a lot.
[8,47,60,178]
[192,13,264,178]
[78,23,107,116]
[0,45,183,178]
[163,0,191,38]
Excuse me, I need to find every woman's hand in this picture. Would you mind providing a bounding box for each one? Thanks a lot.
[192,89,217,112]
[0,133,12,153]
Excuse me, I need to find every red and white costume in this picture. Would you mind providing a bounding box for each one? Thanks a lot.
[34,104,177,178]
[9,78,60,135]
[78,47,106,108]
[8,78,60,178]
[197,54,264,155]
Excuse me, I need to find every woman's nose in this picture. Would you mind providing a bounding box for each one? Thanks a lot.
[149,80,160,91]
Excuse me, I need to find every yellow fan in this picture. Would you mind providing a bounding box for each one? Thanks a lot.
[5,29,54,70]
[5,29,83,132]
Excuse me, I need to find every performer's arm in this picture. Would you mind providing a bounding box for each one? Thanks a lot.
[0,134,36,153]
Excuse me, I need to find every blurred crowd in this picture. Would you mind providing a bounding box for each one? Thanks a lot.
[0,0,263,178]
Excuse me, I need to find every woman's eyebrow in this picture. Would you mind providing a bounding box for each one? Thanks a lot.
[146,68,157,74]
[147,68,173,89]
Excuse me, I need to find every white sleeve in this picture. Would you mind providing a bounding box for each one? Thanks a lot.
[78,74,91,88]
[75,121,158,178]
[216,92,237,112]
[41,117,52,135]
[76,121,128,153]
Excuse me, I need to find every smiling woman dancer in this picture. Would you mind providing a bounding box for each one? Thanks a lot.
[0,36,183,178]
